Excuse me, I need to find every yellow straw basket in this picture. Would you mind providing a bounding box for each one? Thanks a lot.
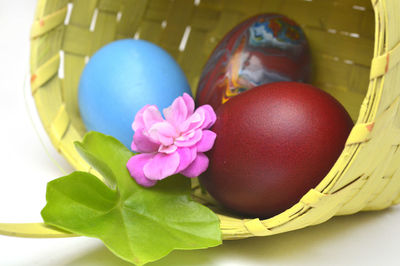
[19,0,400,240]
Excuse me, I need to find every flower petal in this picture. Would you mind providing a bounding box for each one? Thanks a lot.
[132,104,150,131]
[178,104,216,133]
[131,137,139,152]
[131,129,159,153]
[143,105,164,130]
[163,97,188,128]
[196,104,217,129]
[143,152,180,180]
[182,93,195,116]
[158,144,177,154]
[178,112,203,133]
[196,130,216,152]
[176,147,196,172]
[127,153,157,187]
[148,121,178,146]
[180,152,209,178]
[174,129,202,147]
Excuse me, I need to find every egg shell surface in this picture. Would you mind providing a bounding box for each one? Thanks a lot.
[196,14,311,111]
[199,82,354,218]
[78,39,191,148]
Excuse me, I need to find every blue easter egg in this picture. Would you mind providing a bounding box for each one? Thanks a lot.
[78,39,192,148]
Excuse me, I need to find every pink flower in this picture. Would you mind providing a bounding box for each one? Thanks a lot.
[126,93,217,187]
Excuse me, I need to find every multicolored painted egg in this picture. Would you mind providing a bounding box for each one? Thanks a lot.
[196,14,311,110]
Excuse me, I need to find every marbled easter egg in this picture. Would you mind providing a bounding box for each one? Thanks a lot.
[196,14,311,110]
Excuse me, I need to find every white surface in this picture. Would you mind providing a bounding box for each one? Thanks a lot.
[1,1,400,265]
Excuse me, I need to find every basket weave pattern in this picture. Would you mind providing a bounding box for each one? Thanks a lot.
[29,0,400,240]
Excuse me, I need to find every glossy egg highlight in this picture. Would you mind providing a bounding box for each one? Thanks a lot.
[78,39,191,148]
[196,14,311,111]
[199,82,354,218]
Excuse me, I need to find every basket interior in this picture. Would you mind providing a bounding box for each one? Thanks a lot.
[31,0,375,142]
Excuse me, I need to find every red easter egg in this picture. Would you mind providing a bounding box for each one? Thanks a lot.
[199,82,354,218]
[196,14,311,111]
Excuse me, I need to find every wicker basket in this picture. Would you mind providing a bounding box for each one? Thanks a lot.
[21,0,400,240]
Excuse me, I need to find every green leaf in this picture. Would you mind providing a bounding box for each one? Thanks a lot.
[74,131,138,197]
[42,132,222,265]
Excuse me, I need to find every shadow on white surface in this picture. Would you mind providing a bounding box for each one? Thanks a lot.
[64,206,398,266]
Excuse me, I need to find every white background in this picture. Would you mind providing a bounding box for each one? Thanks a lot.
[1,0,400,265]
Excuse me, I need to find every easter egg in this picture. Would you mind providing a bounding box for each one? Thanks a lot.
[196,14,311,111]
[199,82,353,218]
[78,39,191,148]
